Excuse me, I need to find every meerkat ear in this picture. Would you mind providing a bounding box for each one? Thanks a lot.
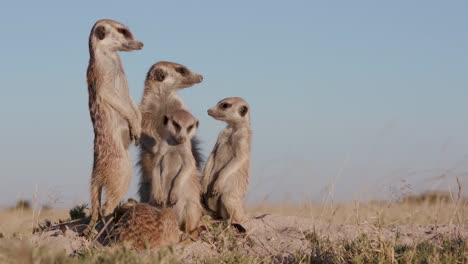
[163,115,169,125]
[127,198,138,205]
[94,26,107,40]
[154,68,166,82]
[195,120,199,128]
[239,106,249,117]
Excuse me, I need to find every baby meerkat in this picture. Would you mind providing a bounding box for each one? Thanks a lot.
[111,199,179,249]
[202,97,252,224]
[150,109,203,233]
[138,61,204,203]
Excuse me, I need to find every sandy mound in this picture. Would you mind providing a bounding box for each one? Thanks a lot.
[32,214,467,262]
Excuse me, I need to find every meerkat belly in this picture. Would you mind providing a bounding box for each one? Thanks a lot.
[113,76,132,148]
[109,106,132,149]
[91,103,125,155]
[160,152,183,195]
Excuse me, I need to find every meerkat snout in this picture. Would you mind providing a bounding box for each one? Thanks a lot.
[207,109,215,117]
[125,41,143,50]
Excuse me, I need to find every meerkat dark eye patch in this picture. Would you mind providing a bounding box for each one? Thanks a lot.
[172,121,181,131]
[220,103,231,109]
[163,115,169,125]
[95,26,106,40]
[187,124,194,133]
[239,105,249,116]
[153,68,166,82]
[175,67,188,76]
[117,28,131,38]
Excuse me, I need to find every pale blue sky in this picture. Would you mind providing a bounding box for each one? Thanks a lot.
[0,1,467,207]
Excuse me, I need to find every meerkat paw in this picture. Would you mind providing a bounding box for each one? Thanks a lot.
[211,183,224,197]
[201,184,209,196]
[168,191,178,207]
[130,122,142,144]
[150,194,165,207]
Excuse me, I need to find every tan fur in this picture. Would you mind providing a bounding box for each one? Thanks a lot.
[86,19,143,233]
[138,61,203,202]
[150,110,203,233]
[202,97,252,224]
[112,200,179,249]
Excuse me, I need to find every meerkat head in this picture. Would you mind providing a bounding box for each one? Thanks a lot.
[145,61,203,90]
[163,109,199,145]
[114,198,138,220]
[90,19,143,52]
[208,97,250,126]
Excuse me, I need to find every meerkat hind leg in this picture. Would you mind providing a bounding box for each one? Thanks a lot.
[221,195,247,224]
[102,162,132,216]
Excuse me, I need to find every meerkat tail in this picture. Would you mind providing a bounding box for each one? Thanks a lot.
[191,136,204,171]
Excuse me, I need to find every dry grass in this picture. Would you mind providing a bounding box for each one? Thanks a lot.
[248,194,468,227]
[0,191,467,263]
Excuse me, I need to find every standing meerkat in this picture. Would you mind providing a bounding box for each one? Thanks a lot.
[86,19,143,233]
[150,109,203,233]
[111,199,180,249]
[138,61,203,203]
[202,97,252,224]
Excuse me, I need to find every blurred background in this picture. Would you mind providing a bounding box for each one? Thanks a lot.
[0,1,467,208]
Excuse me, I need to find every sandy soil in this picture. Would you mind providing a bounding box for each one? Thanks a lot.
[29,213,467,262]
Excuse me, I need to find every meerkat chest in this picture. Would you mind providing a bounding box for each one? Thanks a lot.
[214,131,235,161]
[159,150,183,190]
[113,73,128,92]
[160,150,183,176]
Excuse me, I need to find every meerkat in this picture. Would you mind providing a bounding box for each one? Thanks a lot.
[111,199,179,249]
[85,19,143,234]
[150,109,203,233]
[201,97,252,224]
[138,61,204,203]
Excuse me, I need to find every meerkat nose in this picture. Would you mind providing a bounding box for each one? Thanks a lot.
[198,75,204,82]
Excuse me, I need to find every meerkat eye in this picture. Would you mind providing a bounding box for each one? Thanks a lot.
[172,121,181,131]
[187,125,194,133]
[175,67,187,76]
[220,103,231,110]
[118,28,130,38]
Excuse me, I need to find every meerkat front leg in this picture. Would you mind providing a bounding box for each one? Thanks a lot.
[168,156,193,206]
[131,99,142,129]
[102,92,141,142]
[201,148,216,194]
[212,137,249,195]
[150,153,165,206]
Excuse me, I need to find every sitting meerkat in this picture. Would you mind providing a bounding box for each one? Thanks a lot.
[111,199,179,249]
[138,61,204,203]
[150,109,203,233]
[201,97,252,224]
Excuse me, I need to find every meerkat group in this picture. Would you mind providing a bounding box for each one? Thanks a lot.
[84,19,252,247]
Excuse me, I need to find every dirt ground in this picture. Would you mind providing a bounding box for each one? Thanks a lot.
[1,197,467,262]
[26,212,467,262]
